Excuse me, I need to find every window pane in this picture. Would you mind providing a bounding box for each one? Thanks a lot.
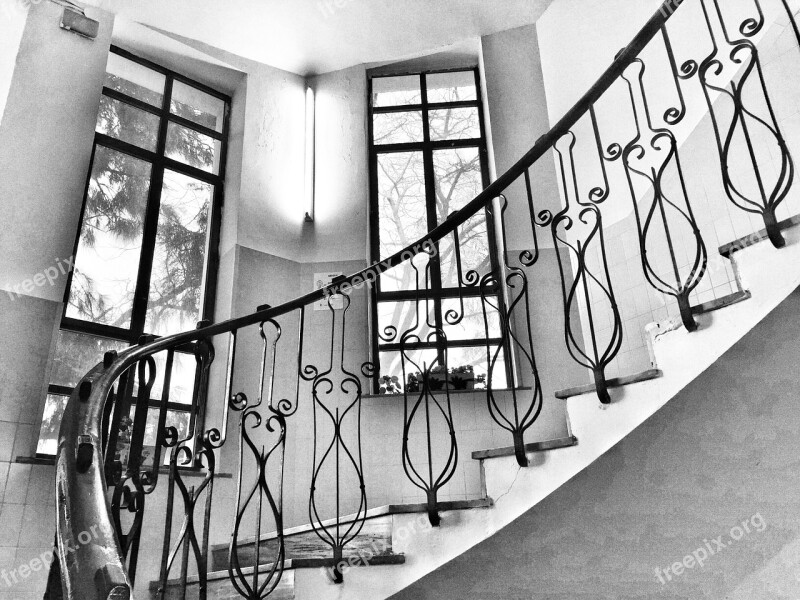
[378,346,502,391]
[170,80,226,133]
[119,408,193,468]
[130,350,198,405]
[51,330,129,388]
[433,148,490,287]
[105,52,165,107]
[377,152,427,292]
[447,345,507,389]
[429,107,481,141]
[372,75,422,107]
[379,348,442,389]
[144,170,214,336]
[433,147,483,218]
[151,351,197,405]
[373,112,424,145]
[441,297,501,341]
[378,300,436,344]
[66,147,152,328]
[96,95,159,151]
[165,122,222,174]
[37,393,70,455]
[426,71,477,104]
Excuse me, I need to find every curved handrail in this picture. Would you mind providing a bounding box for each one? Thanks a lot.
[55,1,685,598]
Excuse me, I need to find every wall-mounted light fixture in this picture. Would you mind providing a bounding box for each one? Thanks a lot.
[54,0,99,40]
[304,85,316,223]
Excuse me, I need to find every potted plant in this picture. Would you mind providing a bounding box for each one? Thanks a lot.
[475,373,487,389]
[378,375,402,395]
[450,365,476,390]
[426,364,449,391]
[406,373,421,393]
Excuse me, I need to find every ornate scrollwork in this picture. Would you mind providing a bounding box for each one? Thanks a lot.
[543,132,623,404]
[614,59,708,331]
[396,251,458,526]
[478,196,544,466]
[301,294,369,583]
[682,0,795,247]
[223,318,294,599]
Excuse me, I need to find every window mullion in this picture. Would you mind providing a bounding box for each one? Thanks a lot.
[419,73,447,364]
[129,77,173,339]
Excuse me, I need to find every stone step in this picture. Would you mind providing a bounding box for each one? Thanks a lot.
[209,499,492,572]
[471,435,578,461]
[555,369,663,400]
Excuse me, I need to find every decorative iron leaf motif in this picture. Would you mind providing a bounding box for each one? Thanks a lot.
[685,0,795,247]
[472,196,543,467]
[397,251,459,526]
[616,59,708,330]
[538,132,622,404]
[301,295,370,583]
[226,319,294,599]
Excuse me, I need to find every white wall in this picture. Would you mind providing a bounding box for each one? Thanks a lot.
[0,4,115,598]
[0,0,28,129]
[535,0,784,227]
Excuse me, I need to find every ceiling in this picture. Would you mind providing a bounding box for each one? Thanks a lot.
[83,0,554,75]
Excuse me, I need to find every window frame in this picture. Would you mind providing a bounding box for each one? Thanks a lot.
[367,67,511,393]
[39,46,230,461]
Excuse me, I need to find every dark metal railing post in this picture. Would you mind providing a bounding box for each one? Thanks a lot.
[470,195,543,466]
[608,56,708,332]
[682,0,795,248]
[539,133,623,405]
[303,297,370,582]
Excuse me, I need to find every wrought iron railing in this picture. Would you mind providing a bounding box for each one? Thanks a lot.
[53,0,800,598]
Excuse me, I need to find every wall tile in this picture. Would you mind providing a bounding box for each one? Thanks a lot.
[2,464,30,505]
[0,504,24,547]
[24,465,54,507]
[18,504,53,549]
[0,423,16,463]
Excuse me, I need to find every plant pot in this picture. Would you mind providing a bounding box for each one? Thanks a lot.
[450,375,475,391]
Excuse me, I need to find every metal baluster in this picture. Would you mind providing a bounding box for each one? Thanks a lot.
[399,250,458,525]
[227,316,294,599]
[538,132,623,405]
[302,296,370,583]
[680,0,795,247]
[475,193,544,466]
[610,58,708,331]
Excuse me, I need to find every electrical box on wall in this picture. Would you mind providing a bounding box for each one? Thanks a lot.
[60,8,99,40]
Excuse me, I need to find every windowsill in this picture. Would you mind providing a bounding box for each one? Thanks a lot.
[363,387,531,400]
[16,456,233,479]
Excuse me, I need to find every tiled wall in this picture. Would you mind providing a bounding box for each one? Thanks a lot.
[0,294,61,600]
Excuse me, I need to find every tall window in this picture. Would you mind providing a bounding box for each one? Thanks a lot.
[37,47,229,459]
[369,69,508,391]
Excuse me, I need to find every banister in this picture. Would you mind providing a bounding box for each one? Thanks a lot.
[56,1,687,598]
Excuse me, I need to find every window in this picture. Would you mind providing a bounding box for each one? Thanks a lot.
[368,69,508,392]
[37,47,229,460]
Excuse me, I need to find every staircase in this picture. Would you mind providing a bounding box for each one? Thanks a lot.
[51,1,800,599]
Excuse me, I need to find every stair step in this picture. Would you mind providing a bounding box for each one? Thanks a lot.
[151,568,296,600]
[692,290,751,315]
[210,499,492,572]
[212,518,393,572]
[555,369,662,400]
[471,435,578,461]
[718,214,800,258]
[151,553,406,600]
